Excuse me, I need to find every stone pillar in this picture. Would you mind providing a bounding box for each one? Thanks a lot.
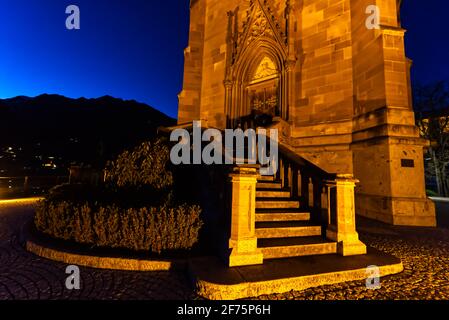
[228,166,264,267]
[326,174,367,256]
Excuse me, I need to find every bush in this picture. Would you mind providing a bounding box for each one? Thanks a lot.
[35,137,204,254]
[46,182,169,209]
[105,139,173,190]
[35,200,203,253]
[46,183,100,203]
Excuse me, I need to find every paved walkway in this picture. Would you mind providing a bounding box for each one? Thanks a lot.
[0,201,194,300]
[1,201,449,300]
[255,221,449,300]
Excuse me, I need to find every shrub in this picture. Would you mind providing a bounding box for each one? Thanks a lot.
[47,183,100,203]
[35,137,204,254]
[105,139,173,190]
[46,182,170,209]
[35,200,203,254]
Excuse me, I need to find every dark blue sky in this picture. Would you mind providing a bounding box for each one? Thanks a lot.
[0,0,189,118]
[0,1,448,118]
[402,1,449,86]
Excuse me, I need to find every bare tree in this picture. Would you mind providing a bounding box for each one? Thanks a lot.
[415,81,449,197]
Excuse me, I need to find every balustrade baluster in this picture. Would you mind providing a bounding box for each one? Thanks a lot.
[283,160,290,189]
[308,177,314,208]
[312,178,323,224]
[276,158,281,181]
[279,158,284,186]
[301,173,309,209]
[291,165,299,199]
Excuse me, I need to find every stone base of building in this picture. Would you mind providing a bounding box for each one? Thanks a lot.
[228,247,264,268]
[356,194,436,227]
[326,227,367,256]
[189,247,403,300]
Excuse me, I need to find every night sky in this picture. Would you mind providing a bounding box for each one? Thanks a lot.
[0,0,448,118]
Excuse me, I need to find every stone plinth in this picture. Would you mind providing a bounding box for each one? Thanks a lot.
[326,174,367,256]
[228,166,264,267]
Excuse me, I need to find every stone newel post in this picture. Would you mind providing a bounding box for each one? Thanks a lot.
[228,166,264,267]
[326,174,367,256]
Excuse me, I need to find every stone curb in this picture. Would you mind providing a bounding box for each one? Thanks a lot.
[190,260,404,300]
[430,197,449,203]
[26,240,187,272]
[0,197,43,208]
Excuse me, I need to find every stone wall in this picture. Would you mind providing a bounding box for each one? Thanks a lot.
[178,0,206,124]
[349,0,435,226]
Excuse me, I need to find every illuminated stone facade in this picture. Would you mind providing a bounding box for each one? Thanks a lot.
[178,0,436,227]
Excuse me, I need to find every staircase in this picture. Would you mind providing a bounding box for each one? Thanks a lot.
[162,122,364,267]
[255,175,337,260]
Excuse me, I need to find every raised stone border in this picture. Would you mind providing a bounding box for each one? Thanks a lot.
[0,197,43,208]
[16,197,187,272]
[26,240,186,271]
[430,197,449,202]
[189,248,404,300]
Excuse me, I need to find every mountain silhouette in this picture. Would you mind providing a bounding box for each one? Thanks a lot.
[0,94,176,175]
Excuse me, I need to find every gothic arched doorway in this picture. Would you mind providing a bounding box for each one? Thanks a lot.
[226,42,287,129]
[246,56,280,126]
[223,0,296,129]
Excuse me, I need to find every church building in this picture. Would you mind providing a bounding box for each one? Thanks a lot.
[178,0,435,228]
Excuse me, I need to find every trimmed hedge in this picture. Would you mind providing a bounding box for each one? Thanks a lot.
[35,200,203,254]
[105,139,173,190]
[35,138,204,254]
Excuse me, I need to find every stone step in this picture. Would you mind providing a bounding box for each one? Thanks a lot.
[255,222,322,238]
[256,182,283,189]
[255,211,310,222]
[256,190,291,198]
[258,176,276,182]
[256,199,300,209]
[258,237,337,259]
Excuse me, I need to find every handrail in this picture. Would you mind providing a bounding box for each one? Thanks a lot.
[161,121,335,178]
[256,129,336,224]
[162,120,362,256]
[277,143,336,179]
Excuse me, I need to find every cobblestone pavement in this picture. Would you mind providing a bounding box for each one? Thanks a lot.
[0,202,195,300]
[255,222,449,300]
[1,201,449,300]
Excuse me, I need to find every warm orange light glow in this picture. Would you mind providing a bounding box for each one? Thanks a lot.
[0,197,43,206]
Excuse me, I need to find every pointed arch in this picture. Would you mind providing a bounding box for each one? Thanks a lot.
[234,36,286,81]
[224,0,296,128]
[235,0,288,64]
[226,36,289,125]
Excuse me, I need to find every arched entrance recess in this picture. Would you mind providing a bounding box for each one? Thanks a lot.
[226,38,289,128]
